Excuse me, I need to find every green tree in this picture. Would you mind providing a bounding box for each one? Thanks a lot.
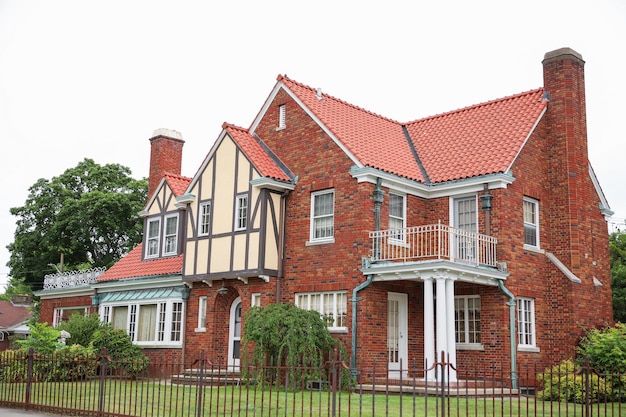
[611,230,626,322]
[7,158,147,290]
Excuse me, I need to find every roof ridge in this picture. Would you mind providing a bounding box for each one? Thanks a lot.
[279,74,402,125]
[163,172,192,181]
[406,88,544,124]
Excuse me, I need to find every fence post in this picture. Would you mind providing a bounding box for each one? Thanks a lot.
[331,348,339,417]
[440,351,446,417]
[98,347,109,417]
[195,350,205,417]
[25,347,34,409]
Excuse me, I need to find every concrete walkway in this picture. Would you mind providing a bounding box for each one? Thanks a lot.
[0,407,65,417]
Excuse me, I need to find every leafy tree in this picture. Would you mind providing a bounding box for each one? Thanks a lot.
[0,276,33,302]
[611,231,626,322]
[7,158,147,290]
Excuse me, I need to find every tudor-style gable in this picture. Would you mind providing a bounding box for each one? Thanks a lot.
[181,123,294,284]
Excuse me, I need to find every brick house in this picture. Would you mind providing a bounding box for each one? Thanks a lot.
[36,47,613,384]
[0,295,33,351]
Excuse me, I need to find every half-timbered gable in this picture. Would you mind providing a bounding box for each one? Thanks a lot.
[181,123,295,284]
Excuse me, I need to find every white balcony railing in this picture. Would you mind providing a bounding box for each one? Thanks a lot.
[43,267,106,290]
[369,222,498,267]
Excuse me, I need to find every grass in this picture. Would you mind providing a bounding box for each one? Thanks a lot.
[3,379,626,417]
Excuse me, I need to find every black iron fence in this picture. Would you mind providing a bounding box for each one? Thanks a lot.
[1,348,625,417]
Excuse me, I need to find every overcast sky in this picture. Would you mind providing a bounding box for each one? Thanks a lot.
[1,0,625,291]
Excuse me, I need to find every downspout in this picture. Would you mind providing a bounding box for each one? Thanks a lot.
[276,189,291,303]
[497,279,517,390]
[351,178,384,373]
[481,184,517,389]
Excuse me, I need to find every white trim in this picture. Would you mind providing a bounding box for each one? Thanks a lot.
[162,213,179,255]
[277,104,286,130]
[227,297,242,369]
[454,295,481,345]
[517,297,538,350]
[308,189,335,243]
[234,193,249,231]
[545,252,582,283]
[145,217,161,258]
[523,197,540,249]
[198,202,211,236]
[195,296,208,332]
[295,291,348,332]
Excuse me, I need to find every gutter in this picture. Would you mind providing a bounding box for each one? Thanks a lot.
[497,279,518,390]
[351,178,384,373]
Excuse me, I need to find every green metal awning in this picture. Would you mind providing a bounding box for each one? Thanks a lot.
[99,286,184,303]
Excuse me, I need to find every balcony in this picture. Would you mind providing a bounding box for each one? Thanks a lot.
[368,222,499,269]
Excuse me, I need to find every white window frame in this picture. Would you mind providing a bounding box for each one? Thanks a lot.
[454,295,481,347]
[295,291,347,332]
[100,300,184,347]
[163,214,179,255]
[523,197,540,249]
[389,193,406,242]
[277,104,286,130]
[251,293,261,307]
[517,297,538,351]
[52,306,89,327]
[308,189,335,244]
[195,296,208,332]
[146,218,161,258]
[199,202,211,236]
[235,194,248,231]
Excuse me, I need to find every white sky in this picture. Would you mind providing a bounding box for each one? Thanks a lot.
[1,0,625,291]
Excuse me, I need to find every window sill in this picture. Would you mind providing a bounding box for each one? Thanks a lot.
[138,343,183,349]
[456,343,484,351]
[523,245,544,254]
[194,328,206,333]
[518,345,540,353]
[328,328,348,334]
[306,238,335,246]
[275,126,285,131]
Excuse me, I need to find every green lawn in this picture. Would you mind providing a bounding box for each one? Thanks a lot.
[2,380,626,417]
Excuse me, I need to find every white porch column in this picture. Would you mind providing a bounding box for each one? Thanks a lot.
[445,277,457,382]
[435,277,448,363]
[423,277,436,380]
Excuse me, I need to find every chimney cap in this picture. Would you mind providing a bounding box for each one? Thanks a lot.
[151,128,183,141]
[543,47,584,64]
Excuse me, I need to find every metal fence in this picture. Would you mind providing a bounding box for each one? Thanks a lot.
[1,348,625,417]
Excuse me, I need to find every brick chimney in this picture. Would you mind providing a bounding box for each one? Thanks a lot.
[542,47,588,272]
[148,128,184,199]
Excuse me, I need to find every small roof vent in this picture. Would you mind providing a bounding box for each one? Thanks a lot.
[316,88,323,100]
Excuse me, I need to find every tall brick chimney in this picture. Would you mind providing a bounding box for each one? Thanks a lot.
[542,47,588,272]
[148,128,184,199]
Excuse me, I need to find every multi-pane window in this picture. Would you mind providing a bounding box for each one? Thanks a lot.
[102,301,184,346]
[523,197,539,248]
[197,296,208,330]
[517,297,537,348]
[389,193,406,240]
[311,190,334,241]
[454,296,481,344]
[454,196,478,261]
[235,194,248,231]
[146,218,160,258]
[163,215,178,255]
[295,291,347,330]
[52,306,89,327]
[199,202,211,236]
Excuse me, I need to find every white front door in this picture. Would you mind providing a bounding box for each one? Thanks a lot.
[387,292,408,379]
[227,297,242,370]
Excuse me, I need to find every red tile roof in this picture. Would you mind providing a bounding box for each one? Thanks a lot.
[0,301,32,330]
[223,123,292,182]
[96,244,183,282]
[163,173,192,196]
[278,75,547,184]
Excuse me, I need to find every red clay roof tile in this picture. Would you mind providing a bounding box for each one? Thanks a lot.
[163,173,192,196]
[96,244,183,282]
[223,123,292,182]
[278,76,547,184]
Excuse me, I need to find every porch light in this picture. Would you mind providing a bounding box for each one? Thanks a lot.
[217,280,228,296]
[480,193,493,210]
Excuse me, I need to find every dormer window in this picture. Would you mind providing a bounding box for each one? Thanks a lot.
[277,104,286,130]
[146,218,160,258]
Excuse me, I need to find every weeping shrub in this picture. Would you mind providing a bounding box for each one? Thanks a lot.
[241,303,348,389]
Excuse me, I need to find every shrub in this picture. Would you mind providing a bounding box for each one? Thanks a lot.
[90,327,148,376]
[57,312,104,348]
[16,322,62,354]
[577,323,626,373]
[537,359,613,404]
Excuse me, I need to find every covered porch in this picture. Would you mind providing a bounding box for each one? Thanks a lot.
[360,223,510,383]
